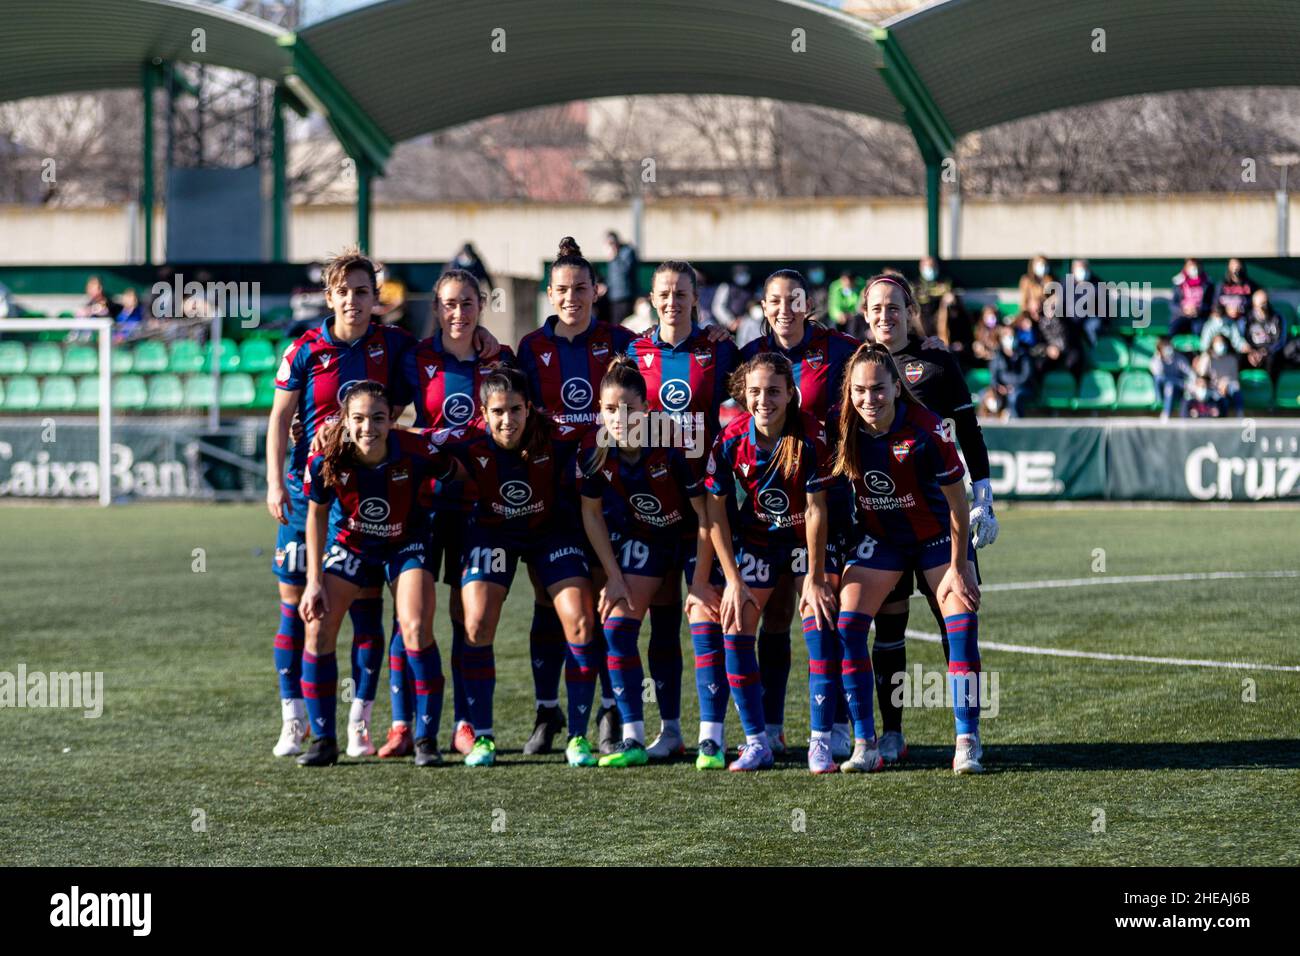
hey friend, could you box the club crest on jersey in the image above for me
[649,461,669,480]
[590,341,609,359]
[904,361,924,384]
[892,440,914,462]
[274,548,286,568]
[806,350,825,370]
[368,343,385,360]
[392,467,409,482]
[693,348,713,369]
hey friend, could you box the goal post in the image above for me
[0,317,113,506]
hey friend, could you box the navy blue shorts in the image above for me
[461,527,591,591]
[606,528,681,580]
[843,530,977,579]
[272,472,309,586]
[322,539,432,588]
[733,539,841,588]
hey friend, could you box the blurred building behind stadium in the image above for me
[1,0,1299,504]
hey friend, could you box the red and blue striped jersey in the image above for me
[846,400,965,545]
[304,430,452,557]
[577,434,702,541]
[440,418,587,539]
[628,322,738,438]
[739,322,859,424]
[516,316,636,426]
[704,410,835,549]
[402,334,516,429]
[275,320,415,478]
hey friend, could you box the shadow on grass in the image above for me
[892,740,1300,772]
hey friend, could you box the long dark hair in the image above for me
[729,352,805,481]
[761,268,814,338]
[832,342,923,481]
[318,380,391,488]
[479,365,553,460]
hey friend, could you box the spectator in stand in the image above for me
[915,256,972,363]
[113,288,144,342]
[1170,257,1214,336]
[1033,291,1082,380]
[1216,258,1257,317]
[76,276,113,319]
[971,305,1003,366]
[827,269,865,335]
[1185,372,1221,418]
[622,296,656,335]
[1149,336,1193,420]
[1194,334,1243,417]
[1018,254,1054,314]
[1199,305,1247,354]
[1067,258,1107,346]
[445,242,493,292]
[1243,289,1287,379]
[602,230,639,325]
[988,322,1036,419]
[710,263,755,334]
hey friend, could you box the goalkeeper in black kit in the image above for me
[856,274,998,765]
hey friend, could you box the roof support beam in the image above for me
[871,27,956,258]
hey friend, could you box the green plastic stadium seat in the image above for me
[239,338,276,374]
[184,375,216,409]
[111,348,134,374]
[145,374,185,411]
[220,373,256,408]
[1038,370,1077,410]
[996,300,1020,318]
[253,373,277,410]
[1089,336,1128,372]
[26,342,63,375]
[204,339,241,374]
[1274,370,1300,409]
[168,339,205,374]
[0,341,26,374]
[39,375,77,411]
[74,376,100,410]
[965,367,991,395]
[1127,335,1157,368]
[4,375,40,410]
[1114,370,1160,411]
[133,340,169,373]
[1072,370,1118,410]
[1239,369,1274,410]
[112,375,148,410]
[0,378,4,405]
[62,345,98,375]
[1272,300,1297,325]
[1171,334,1200,354]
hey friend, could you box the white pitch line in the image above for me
[963,570,1299,593]
[904,630,1300,673]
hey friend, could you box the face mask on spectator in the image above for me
[735,271,751,287]
[1001,333,1015,352]
[921,265,937,282]
[1187,266,1199,280]
[983,313,998,328]
[1213,342,1228,357]
[1160,346,1173,360]
[809,268,825,285]
[1033,262,1046,278]
[1194,385,1209,401]
[1073,267,1088,282]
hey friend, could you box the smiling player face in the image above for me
[548,265,595,329]
[600,384,646,447]
[864,281,910,352]
[326,268,377,335]
[762,277,806,345]
[744,365,791,435]
[849,360,899,433]
[437,278,481,344]
[651,270,696,328]
[485,388,529,450]
[344,392,391,463]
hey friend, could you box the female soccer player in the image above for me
[377,270,517,760]
[832,342,984,774]
[626,259,738,761]
[706,353,839,772]
[514,238,638,755]
[266,247,415,761]
[578,355,717,767]
[447,366,602,768]
[738,269,860,753]
[857,273,996,764]
[297,381,458,768]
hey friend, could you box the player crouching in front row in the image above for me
[832,343,985,774]
[298,381,460,767]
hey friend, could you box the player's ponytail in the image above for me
[730,352,804,482]
[319,380,391,488]
[552,236,597,286]
[479,366,554,460]
[832,343,920,482]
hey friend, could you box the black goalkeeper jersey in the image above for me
[891,337,991,483]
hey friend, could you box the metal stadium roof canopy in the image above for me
[6,0,1300,256]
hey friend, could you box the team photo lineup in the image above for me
[264,238,996,776]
